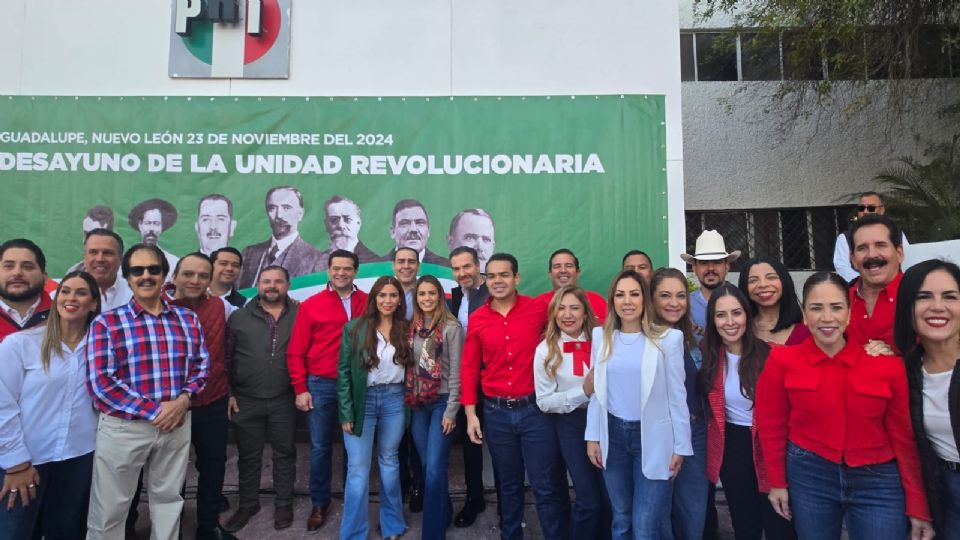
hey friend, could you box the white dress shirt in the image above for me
[367,332,405,386]
[0,326,97,468]
[0,297,41,327]
[533,332,591,414]
[100,274,134,312]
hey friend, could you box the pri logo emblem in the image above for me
[169,0,291,79]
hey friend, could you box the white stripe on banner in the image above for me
[210,0,246,78]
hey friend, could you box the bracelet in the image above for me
[5,463,30,474]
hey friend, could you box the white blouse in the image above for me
[724,352,754,426]
[367,331,405,387]
[0,326,97,468]
[534,332,591,414]
[923,366,959,462]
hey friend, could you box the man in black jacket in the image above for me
[447,246,491,526]
[223,266,299,532]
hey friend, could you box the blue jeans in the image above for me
[786,442,908,540]
[553,408,611,540]
[341,383,407,540]
[411,394,454,540]
[0,452,93,540]
[665,417,707,540]
[937,461,960,540]
[306,375,339,508]
[603,415,672,540]
[483,398,569,540]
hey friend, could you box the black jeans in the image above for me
[191,396,230,529]
[232,393,297,508]
[719,423,795,540]
[0,452,93,540]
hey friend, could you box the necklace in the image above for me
[617,330,643,346]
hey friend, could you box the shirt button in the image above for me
[505,336,510,340]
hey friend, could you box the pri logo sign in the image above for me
[169,0,291,79]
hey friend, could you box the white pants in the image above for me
[86,412,191,540]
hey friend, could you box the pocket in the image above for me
[786,443,810,458]
[97,415,126,434]
[784,377,820,411]
[850,380,892,418]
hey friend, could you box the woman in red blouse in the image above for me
[737,256,810,346]
[756,271,934,540]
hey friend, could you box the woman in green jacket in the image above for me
[337,276,412,540]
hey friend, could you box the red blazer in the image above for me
[755,337,930,520]
[705,345,770,493]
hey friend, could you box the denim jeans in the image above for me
[341,383,407,540]
[411,394,454,539]
[483,398,569,540]
[0,452,93,540]
[553,408,611,540]
[603,415,673,540]
[786,442,908,540]
[306,375,339,508]
[937,461,960,540]
[665,417,707,540]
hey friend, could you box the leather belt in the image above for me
[488,393,536,410]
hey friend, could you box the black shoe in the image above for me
[454,498,486,527]
[219,495,230,514]
[409,487,424,513]
[195,525,239,540]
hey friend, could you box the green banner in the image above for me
[0,95,666,296]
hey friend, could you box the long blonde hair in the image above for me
[40,271,101,372]
[599,270,666,361]
[543,286,597,378]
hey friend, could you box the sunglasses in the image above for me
[857,204,883,212]
[129,265,163,277]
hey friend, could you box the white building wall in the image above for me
[0,0,689,263]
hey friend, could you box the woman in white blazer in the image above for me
[585,270,692,540]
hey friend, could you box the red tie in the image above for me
[563,341,592,376]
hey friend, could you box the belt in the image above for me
[488,393,536,410]
[940,458,960,472]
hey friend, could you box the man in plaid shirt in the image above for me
[86,244,208,540]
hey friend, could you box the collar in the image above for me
[326,283,358,299]
[854,271,904,301]
[560,331,589,343]
[802,336,860,367]
[271,232,299,253]
[129,297,173,318]
[0,296,41,324]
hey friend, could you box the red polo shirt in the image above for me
[847,271,902,351]
[536,289,608,325]
[755,337,929,520]
[460,294,547,405]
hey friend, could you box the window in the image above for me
[680,33,696,81]
[696,32,739,81]
[741,32,781,81]
[912,27,951,78]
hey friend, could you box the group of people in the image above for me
[0,189,956,540]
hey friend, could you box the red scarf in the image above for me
[404,317,444,406]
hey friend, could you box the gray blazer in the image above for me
[238,236,326,289]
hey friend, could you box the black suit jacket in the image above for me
[238,236,326,289]
[320,240,380,266]
[380,247,450,267]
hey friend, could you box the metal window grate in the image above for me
[685,206,856,271]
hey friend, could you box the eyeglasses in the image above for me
[857,204,884,212]
[129,265,163,277]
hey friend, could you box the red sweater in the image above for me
[536,289,608,325]
[705,345,769,492]
[171,294,228,407]
[755,337,930,520]
[287,286,367,394]
[0,294,52,342]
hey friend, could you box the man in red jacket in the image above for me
[0,239,51,342]
[287,249,368,532]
